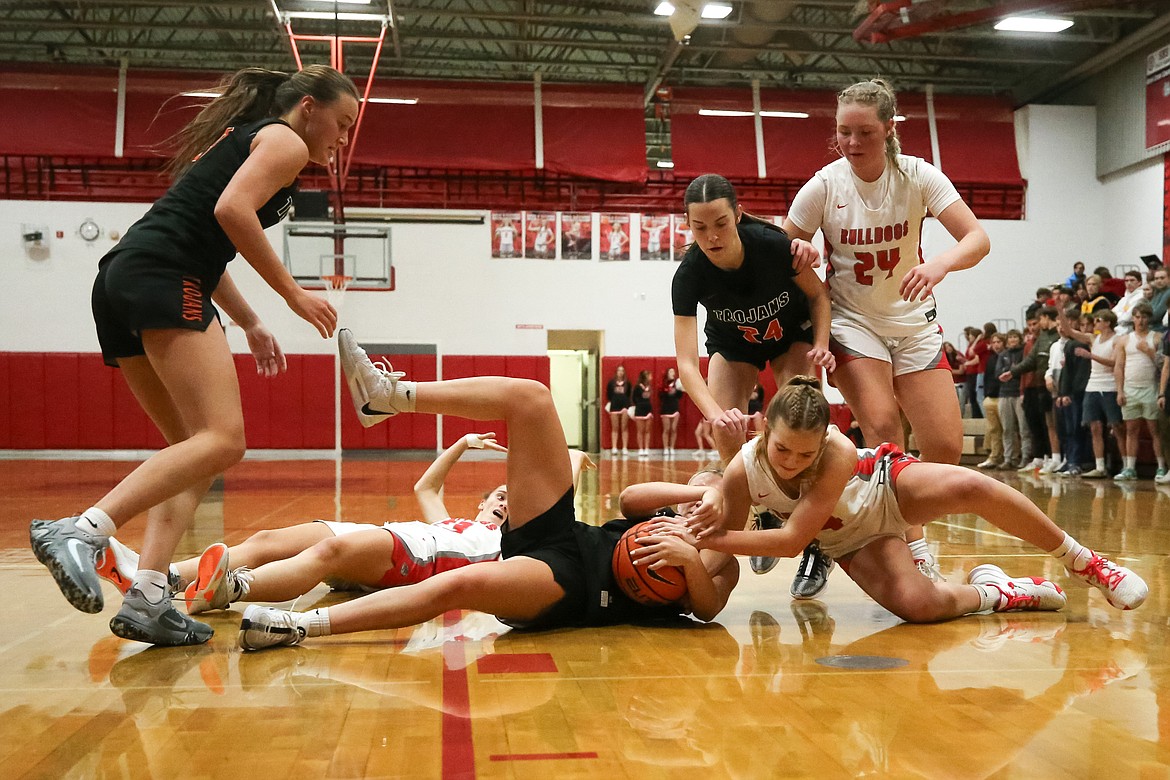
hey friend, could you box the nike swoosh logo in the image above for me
[67,538,92,574]
[361,403,392,416]
[757,492,769,499]
[836,204,847,209]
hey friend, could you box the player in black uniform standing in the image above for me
[671,174,835,595]
[29,65,358,646]
[234,331,739,650]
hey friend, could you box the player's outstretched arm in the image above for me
[415,433,505,524]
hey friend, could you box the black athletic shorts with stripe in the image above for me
[91,250,220,367]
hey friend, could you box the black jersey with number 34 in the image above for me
[671,221,810,348]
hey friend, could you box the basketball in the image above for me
[611,521,687,606]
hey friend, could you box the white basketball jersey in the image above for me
[385,518,501,565]
[739,435,907,560]
[788,155,961,334]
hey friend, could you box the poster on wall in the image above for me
[560,212,592,260]
[524,211,557,259]
[640,214,671,261]
[599,214,631,262]
[671,213,692,261]
[490,212,521,258]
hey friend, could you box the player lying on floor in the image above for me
[235,330,739,650]
[95,433,585,612]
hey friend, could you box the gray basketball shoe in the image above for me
[109,587,214,646]
[30,517,106,613]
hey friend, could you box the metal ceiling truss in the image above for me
[0,1,1165,169]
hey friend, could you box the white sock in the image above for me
[395,380,417,412]
[75,507,116,538]
[133,569,169,604]
[1096,457,1106,471]
[1124,456,1136,469]
[1052,452,1062,463]
[297,608,332,638]
[972,583,1001,612]
[907,537,931,562]
[1048,532,1092,572]
[1158,457,1166,469]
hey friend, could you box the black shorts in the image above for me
[500,490,673,629]
[706,318,815,371]
[500,489,589,629]
[92,250,221,367]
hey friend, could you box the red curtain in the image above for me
[349,80,535,171]
[670,87,759,178]
[542,84,646,182]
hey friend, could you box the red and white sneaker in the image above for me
[968,564,1067,612]
[95,537,139,595]
[1067,552,1148,610]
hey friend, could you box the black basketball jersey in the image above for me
[573,507,683,625]
[109,117,297,279]
[672,221,810,350]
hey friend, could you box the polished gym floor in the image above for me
[2,455,1167,779]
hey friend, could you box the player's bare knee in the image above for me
[208,426,247,469]
[305,535,350,568]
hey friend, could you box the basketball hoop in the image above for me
[322,273,352,313]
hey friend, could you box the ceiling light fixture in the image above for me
[181,91,222,98]
[994,16,1073,33]
[759,110,809,118]
[364,97,418,104]
[701,3,733,20]
[657,160,676,168]
[654,2,675,15]
[700,109,809,119]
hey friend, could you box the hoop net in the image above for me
[322,273,353,313]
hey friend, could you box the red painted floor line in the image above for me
[441,611,476,780]
[476,652,557,674]
[489,752,599,762]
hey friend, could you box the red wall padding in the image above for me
[599,355,715,451]
[341,352,439,450]
[542,84,647,183]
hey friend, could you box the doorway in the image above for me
[548,330,602,452]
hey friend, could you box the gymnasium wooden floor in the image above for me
[2,455,1167,779]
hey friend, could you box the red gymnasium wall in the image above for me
[1,351,860,452]
[0,352,545,451]
[598,355,853,452]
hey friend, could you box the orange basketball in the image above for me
[611,521,687,606]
